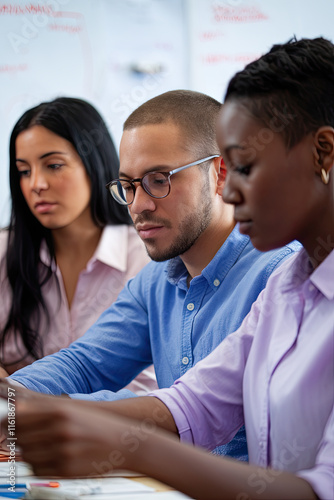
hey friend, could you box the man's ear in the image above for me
[312,126,334,179]
[217,158,227,196]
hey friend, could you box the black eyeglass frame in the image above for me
[106,154,220,206]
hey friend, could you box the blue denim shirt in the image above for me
[11,226,301,460]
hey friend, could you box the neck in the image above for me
[52,221,102,259]
[182,215,236,282]
[302,193,334,268]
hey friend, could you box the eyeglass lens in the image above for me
[110,172,170,205]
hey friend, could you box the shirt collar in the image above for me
[87,225,130,272]
[166,256,188,286]
[283,248,334,300]
[202,225,249,289]
[310,249,334,300]
[166,225,249,289]
[39,225,131,273]
[40,240,53,269]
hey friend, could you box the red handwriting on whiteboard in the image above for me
[48,23,82,34]
[0,63,28,73]
[199,31,225,41]
[212,5,268,23]
[202,53,260,64]
[0,4,53,15]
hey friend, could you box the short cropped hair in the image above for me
[224,37,334,149]
[124,90,221,157]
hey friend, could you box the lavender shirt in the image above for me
[154,249,334,500]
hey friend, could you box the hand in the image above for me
[0,384,70,454]
[13,397,139,478]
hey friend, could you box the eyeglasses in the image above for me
[106,155,219,206]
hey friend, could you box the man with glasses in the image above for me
[7,90,300,461]
[107,155,219,206]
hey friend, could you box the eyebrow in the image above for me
[16,151,68,162]
[225,145,245,154]
[118,165,172,178]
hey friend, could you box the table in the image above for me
[0,457,192,499]
[131,475,174,492]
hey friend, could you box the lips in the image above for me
[135,223,164,239]
[34,201,57,214]
[237,220,253,235]
[136,223,162,232]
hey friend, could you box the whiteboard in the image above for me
[1,0,333,227]
[0,0,188,226]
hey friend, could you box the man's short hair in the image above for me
[124,90,222,158]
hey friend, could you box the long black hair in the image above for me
[1,97,131,366]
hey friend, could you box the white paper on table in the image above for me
[0,461,34,477]
[0,460,193,499]
[25,477,155,499]
[80,491,193,500]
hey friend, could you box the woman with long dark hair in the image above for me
[0,97,154,392]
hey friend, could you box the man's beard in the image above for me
[139,194,212,262]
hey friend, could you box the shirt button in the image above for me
[213,279,220,287]
[187,303,195,311]
[308,284,315,292]
[182,357,189,365]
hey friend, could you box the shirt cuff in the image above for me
[148,388,194,444]
[6,378,26,389]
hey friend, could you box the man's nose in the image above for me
[130,185,157,215]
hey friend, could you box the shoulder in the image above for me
[220,227,300,269]
[244,238,301,269]
[234,238,302,289]
[257,240,302,273]
[268,241,302,273]
[256,249,303,296]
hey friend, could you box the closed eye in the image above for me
[151,176,168,186]
[235,164,252,176]
[48,163,64,170]
[17,169,30,177]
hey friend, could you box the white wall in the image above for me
[0,0,333,227]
